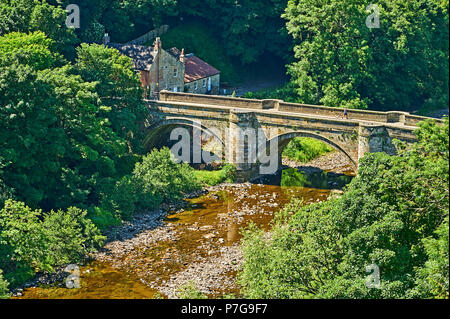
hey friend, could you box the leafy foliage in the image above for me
[194,164,236,186]
[240,118,449,298]
[86,206,122,231]
[412,217,449,298]
[159,22,239,83]
[98,148,200,222]
[74,43,147,152]
[0,200,104,287]
[283,137,334,163]
[0,0,79,57]
[133,147,200,203]
[0,33,143,211]
[176,281,208,299]
[177,0,290,64]
[0,270,9,299]
[283,0,449,110]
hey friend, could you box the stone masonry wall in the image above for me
[184,74,221,95]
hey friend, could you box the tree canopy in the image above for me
[283,0,449,111]
[0,32,143,210]
[240,118,449,299]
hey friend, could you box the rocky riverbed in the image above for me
[15,154,351,299]
[283,151,356,175]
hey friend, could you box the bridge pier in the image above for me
[228,110,262,182]
[358,124,397,163]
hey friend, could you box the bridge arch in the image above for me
[143,118,226,160]
[263,131,358,172]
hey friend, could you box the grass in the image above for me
[283,137,334,163]
[194,164,236,186]
[87,206,122,231]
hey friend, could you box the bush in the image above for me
[176,281,208,299]
[239,119,449,299]
[412,217,449,299]
[283,137,334,163]
[96,148,201,223]
[0,200,105,287]
[87,207,122,231]
[99,176,140,221]
[0,270,9,299]
[194,164,236,186]
[133,148,200,203]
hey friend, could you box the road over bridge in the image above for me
[144,91,437,181]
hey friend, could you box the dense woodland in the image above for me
[240,119,449,299]
[0,0,449,298]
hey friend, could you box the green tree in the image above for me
[133,147,199,203]
[0,0,78,57]
[240,118,449,299]
[74,43,147,153]
[177,0,290,64]
[64,0,178,43]
[0,200,104,286]
[412,217,449,298]
[0,270,9,299]
[283,0,449,111]
[0,32,141,210]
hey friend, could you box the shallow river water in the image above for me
[16,168,353,299]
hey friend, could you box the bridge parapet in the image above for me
[157,91,435,125]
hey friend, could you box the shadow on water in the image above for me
[253,166,354,190]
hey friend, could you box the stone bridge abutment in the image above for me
[143,91,435,181]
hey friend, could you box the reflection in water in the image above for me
[281,168,353,189]
[253,167,354,190]
[16,168,353,299]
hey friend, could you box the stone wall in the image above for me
[145,94,437,180]
[184,74,220,95]
[159,91,280,109]
[157,91,437,127]
[149,49,185,97]
[126,25,169,45]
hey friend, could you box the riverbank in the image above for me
[14,181,334,299]
[283,151,356,175]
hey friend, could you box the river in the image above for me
[15,167,353,299]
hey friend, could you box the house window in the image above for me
[203,79,206,87]
[194,82,198,90]
[173,69,178,77]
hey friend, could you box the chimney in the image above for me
[180,48,185,63]
[154,37,162,52]
[102,33,110,46]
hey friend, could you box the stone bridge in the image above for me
[144,91,436,181]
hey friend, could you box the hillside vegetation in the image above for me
[240,118,449,299]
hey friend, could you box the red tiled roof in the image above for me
[184,55,220,83]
